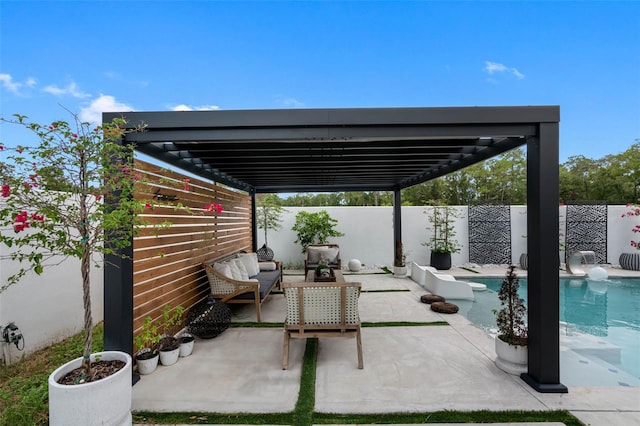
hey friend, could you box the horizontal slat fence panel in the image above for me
[132,160,252,346]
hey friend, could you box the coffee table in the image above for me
[305,269,345,283]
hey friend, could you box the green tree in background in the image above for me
[292,210,344,253]
[256,194,285,248]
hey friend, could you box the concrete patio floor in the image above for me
[132,269,640,426]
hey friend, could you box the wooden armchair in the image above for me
[304,243,341,274]
[282,281,363,369]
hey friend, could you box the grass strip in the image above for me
[293,338,318,426]
[0,324,105,426]
[132,411,292,424]
[362,321,448,327]
[313,409,585,425]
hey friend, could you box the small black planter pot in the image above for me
[430,251,452,270]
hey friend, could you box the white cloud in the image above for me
[276,96,305,108]
[0,73,35,94]
[80,94,134,124]
[483,61,525,79]
[171,104,220,111]
[43,81,90,98]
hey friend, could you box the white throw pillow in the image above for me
[227,260,243,280]
[234,258,250,280]
[238,252,260,277]
[213,262,232,279]
[323,247,339,263]
[307,247,327,264]
[259,261,277,271]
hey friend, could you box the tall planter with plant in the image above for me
[0,113,148,425]
[493,265,528,375]
[256,194,285,261]
[292,210,344,253]
[422,204,462,270]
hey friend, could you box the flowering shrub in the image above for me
[622,203,640,250]
[0,113,147,376]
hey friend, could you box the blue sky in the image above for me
[1,1,638,162]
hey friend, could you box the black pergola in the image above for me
[104,106,567,393]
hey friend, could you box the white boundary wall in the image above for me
[0,239,103,365]
[258,205,639,270]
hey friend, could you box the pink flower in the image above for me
[144,203,152,209]
[182,179,190,191]
[95,195,102,202]
[13,222,28,232]
[205,202,224,213]
[1,184,10,198]
[0,144,4,150]
[30,213,44,221]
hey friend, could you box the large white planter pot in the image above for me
[159,347,180,366]
[494,336,527,375]
[48,350,132,426]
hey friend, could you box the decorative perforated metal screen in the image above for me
[565,203,608,264]
[468,205,512,265]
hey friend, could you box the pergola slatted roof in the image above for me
[108,106,554,194]
[105,105,567,393]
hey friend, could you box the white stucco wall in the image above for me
[258,205,639,269]
[0,240,103,365]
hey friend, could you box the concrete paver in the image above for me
[133,270,640,425]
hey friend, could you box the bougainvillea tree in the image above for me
[622,203,640,250]
[0,113,146,377]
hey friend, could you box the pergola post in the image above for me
[251,192,258,252]
[521,123,568,393]
[393,189,402,265]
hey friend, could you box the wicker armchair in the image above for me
[282,281,363,369]
[304,243,341,274]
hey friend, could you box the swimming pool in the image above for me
[456,276,640,387]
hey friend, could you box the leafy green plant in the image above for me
[494,265,527,346]
[158,304,184,351]
[134,316,160,356]
[256,194,286,247]
[423,203,462,254]
[0,113,146,376]
[291,210,344,253]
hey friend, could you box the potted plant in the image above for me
[393,239,407,277]
[0,114,147,425]
[292,210,344,253]
[157,304,184,366]
[134,316,160,375]
[423,203,461,270]
[178,332,195,357]
[256,194,286,261]
[493,265,528,375]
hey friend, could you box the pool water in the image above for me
[457,277,640,387]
